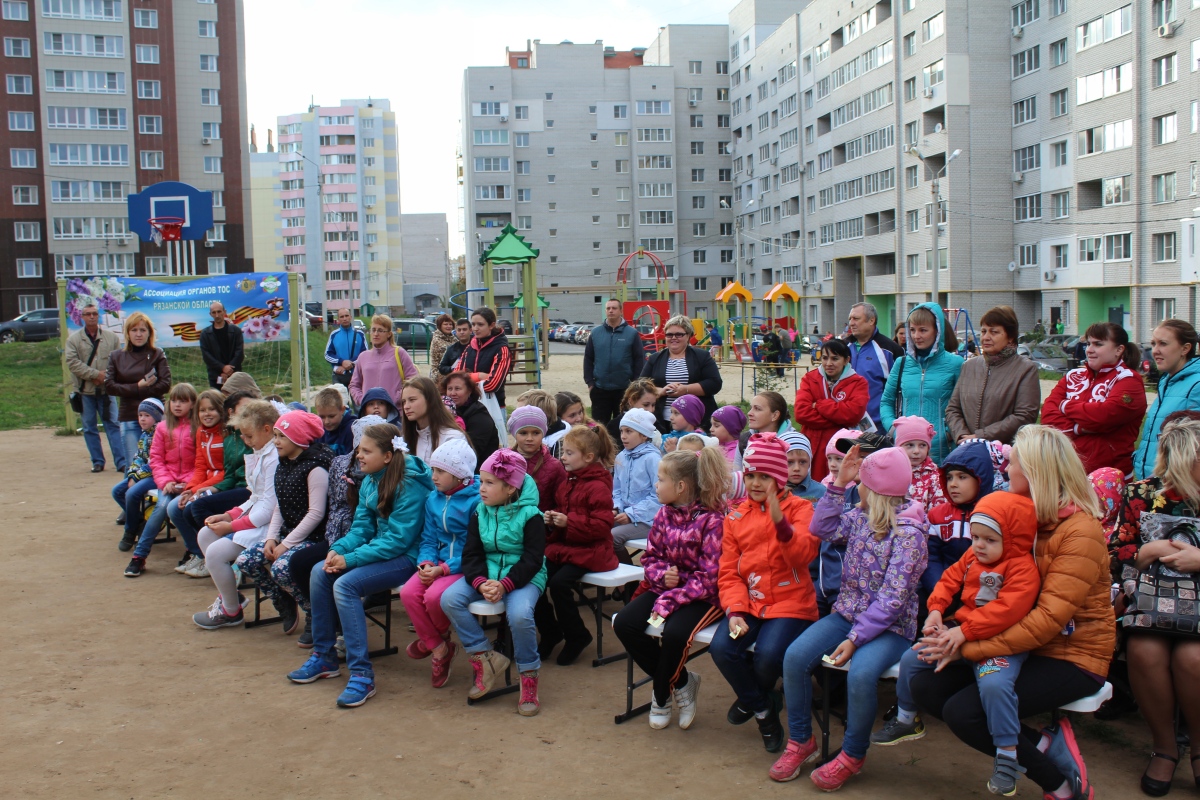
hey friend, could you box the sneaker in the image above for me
[769,738,819,783]
[1042,774,1094,800]
[287,653,341,684]
[406,638,434,660]
[431,642,457,689]
[988,754,1026,796]
[649,695,673,730]
[727,699,755,726]
[468,649,511,700]
[116,511,126,525]
[336,675,377,708]
[174,553,196,574]
[555,630,593,666]
[674,670,701,730]
[810,751,865,792]
[184,557,209,579]
[870,715,926,746]
[757,707,785,753]
[297,617,313,648]
[124,557,145,577]
[1043,719,1089,790]
[275,594,300,635]
[192,597,245,630]
[118,532,135,552]
[517,670,540,716]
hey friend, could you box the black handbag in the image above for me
[1123,513,1200,639]
[68,335,102,414]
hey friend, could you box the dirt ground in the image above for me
[3,428,1152,799]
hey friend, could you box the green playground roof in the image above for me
[479,224,539,265]
[513,293,549,309]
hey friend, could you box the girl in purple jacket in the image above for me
[612,447,730,731]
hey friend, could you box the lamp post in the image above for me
[909,147,961,308]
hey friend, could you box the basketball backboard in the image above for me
[127,182,214,242]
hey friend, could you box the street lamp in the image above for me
[908,147,962,308]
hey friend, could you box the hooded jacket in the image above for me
[881,302,964,464]
[462,474,548,592]
[418,479,481,575]
[642,502,725,618]
[613,440,663,525]
[319,409,357,456]
[331,454,434,570]
[526,445,567,513]
[843,327,904,430]
[125,427,154,482]
[546,461,618,571]
[455,330,513,404]
[927,493,1041,641]
[1132,357,1200,479]
[357,386,400,425]
[149,420,196,489]
[719,490,820,621]
[1041,360,1148,475]
[927,441,996,541]
[794,364,870,482]
[184,424,225,493]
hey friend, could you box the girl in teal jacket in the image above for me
[880,302,963,464]
[286,423,434,709]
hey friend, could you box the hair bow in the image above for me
[391,435,408,453]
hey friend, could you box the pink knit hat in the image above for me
[858,448,913,497]
[274,410,326,448]
[743,432,789,488]
[480,448,528,488]
[827,428,860,458]
[892,415,934,447]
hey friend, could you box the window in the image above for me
[516,188,530,202]
[1052,191,1070,218]
[144,256,168,276]
[1104,233,1132,261]
[616,187,631,201]
[12,185,36,204]
[138,115,161,134]
[16,258,41,278]
[923,60,945,87]
[514,133,528,147]
[1079,119,1133,155]
[1012,0,1040,26]
[134,8,156,28]
[3,1,29,20]
[1014,193,1042,221]
[923,12,945,40]
[546,147,554,156]
[1103,175,1131,205]
[1153,232,1178,263]
[14,221,40,241]
[545,119,554,128]
[1053,244,1069,269]
[1052,0,1066,15]
[904,33,916,57]
[614,132,629,147]
[907,254,920,277]
[1152,0,1177,26]
[201,121,220,140]
[207,258,226,275]
[137,80,160,99]
[907,210,920,232]
[636,100,671,115]
[203,156,221,173]
[135,44,158,64]
[207,224,226,243]
[1013,47,1040,78]
[545,92,553,101]
[18,295,44,314]
[1013,96,1036,125]
[716,61,729,75]
[8,111,33,131]
[10,148,35,168]
[1153,173,1177,203]
[477,102,501,116]
[5,37,29,57]
[139,150,162,170]
[1014,144,1041,172]
[692,196,706,209]
[1052,140,1067,166]
[1153,54,1176,87]
[1050,39,1067,66]
[1019,244,1039,268]
[906,165,919,188]
[198,20,216,37]
[1076,62,1132,104]
[1051,89,1068,116]
[717,114,730,128]
[691,169,705,182]
[1154,113,1178,145]
[1078,237,1101,262]
[6,74,31,94]
[474,156,510,172]
[472,130,509,145]
[690,115,703,128]
[1077,5,1131,51]
[474,186,509,200]
[200,88,219,106]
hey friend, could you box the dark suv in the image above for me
[0,308,60,342]
[392,318,436,354]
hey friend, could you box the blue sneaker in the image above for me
[287,653,341,684]
[336,675,376,708]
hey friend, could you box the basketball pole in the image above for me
[189,240,196,276]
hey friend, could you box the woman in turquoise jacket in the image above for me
[287,423,434,708]
[880,302,963,464]
[1132,320,1200,479]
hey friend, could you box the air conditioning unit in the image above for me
[117,237,129,247]
[499,115,508,122]
[1157,23,1176,38]
[1012,25,1024,38]
[1043,270,1056,282]
[922,87,934,99]
[201,137,211,145]
[770,157,778,165]
[746,257,754,265]
[688,99,698,107]
[902,144,911,153]
[204,241,214,248]
[1012,172,1024,183]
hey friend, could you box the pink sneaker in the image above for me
[406,639,433,659]
[430,642,457,688]
[810,751,864,792]
[769,738,819,782]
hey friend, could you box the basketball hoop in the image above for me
[148,216,185,246]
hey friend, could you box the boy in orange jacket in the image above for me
[874,491,1041,797]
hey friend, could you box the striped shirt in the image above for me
[664,357,688,411]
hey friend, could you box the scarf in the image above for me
[985,344,1018,368]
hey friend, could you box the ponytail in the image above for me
[563,423,617,469]
[361,423,407,518]
[660,447,731,512]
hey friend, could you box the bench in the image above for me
[142,489,177,544]
[626,538,648,554]
[466,599,520,704]
[611,614,723,724]
[576,563,645,667]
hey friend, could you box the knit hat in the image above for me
[138,397,164,423]
[679,433,720,449]
[429,438,477,481]
[858,447,913,497]
[220,371,260,398]
[827,428,860,457]
[351,414,386,449]
[892,415,935,447]
[777,429,812,457]
[711,405,747,438]
[507,405,548,437]
[742,432,789,488]
[619,408,658,440]
[274,410,325,448]
[670,395,704,429]
[481,448,528,488]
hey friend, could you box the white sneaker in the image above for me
[649,695,673,729]
[674,670,701,730]
[185,557,209,579]
[173,554,194,574]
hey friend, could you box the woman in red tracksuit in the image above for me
[455,307,513,406]
[794,338,869,482]
[535,425,617,666]
[1041,322,1147,475]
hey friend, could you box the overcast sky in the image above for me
[243,0,733,258]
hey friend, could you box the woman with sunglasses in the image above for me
[641,315,723,434]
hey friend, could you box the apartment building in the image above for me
[459,28,735,324]
[274,99,402,314]
[0,0,252,320]
[399,212,449,306]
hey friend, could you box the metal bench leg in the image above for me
[365,594,399,659]
[614,650,654,724]
[819,667,832,763]
[244,582,281,629]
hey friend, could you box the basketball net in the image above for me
[149,217,184,246]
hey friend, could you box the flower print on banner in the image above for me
[241,315,285,342]
[64,276,139,326]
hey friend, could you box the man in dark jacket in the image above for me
[842,302,903,430]
[198,302,244,389]
[583,299,645,425]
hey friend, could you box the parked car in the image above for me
[549,318,569,330]
[1139,344,1162,385]
[392,318,436,353]
[560,324,580,342]
[352,319,366,333]
[1017,343,1070,372]
[0,308,59,342]
[574,324,593,344]
[497,319,514,335]
[303,310,324,330]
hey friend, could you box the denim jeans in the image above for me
[82,394,125,470]
[120,421,142,471]
[113,476,156,538]
[441,578,543,673]
[922,537,971,593]
[175,489,251,557]
[309,555,416,680]
[708,615,812,713]
[781,611,911,759]
[133,489,179,559]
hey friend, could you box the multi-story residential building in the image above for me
[248,147,278,274]
[0,0,252,319]
[275,99,402,314]
[399,212,449,309]
[460,28,735,323]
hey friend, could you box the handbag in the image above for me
[1122,513,1200,639]
[69,334,102,414]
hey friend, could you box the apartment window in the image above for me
[907,254,920,277]
[8,111,33,131]
[904,33,916,57]
[1051,89,1068,116]
[138,115,161,134]
[3,1,28,20]
[906,165,919,188]
[923,12,945,41]
[1013,46,1040,78]
[198,20,216,38]
[1153,54,1177,87]
[516,216,531,230]
[10,148,35,168]
[546,147,554,156]
[1052,191,1070,218]
[907,210,920,232]
[14,221,39,241]
[691,169,705,182]
[1077,62,1132,104]
[134,8,157,28]
[1051,0,1066,15]
[692,196,706,209]
[207,224,226,243]
[904,78,917,101]
[144,256,168,276]
[16,258,41,278]
[1154,114,1178,145]
[616,187,631,201]
[1014,144,1041,172]
[137,80,161,99]
[514,133,528,147]
[12,185,36,204]
[201,88,219,106]
[1051,140,1067,166]
[545,119,554,128]
[690,115,703,128]
[924,60,945,87]
[202,122,220,140]
[591,188,600,197]
[4,37,29,57]
[1014,193,1042,221]
[1103,175,1131,205]
[1050,39,1067,66]
[546,174,556,184]
[716,61,729,75]
[515,160,529,175]
[135,44,158,64]
[720,249,734,263]
[690,141,704,155]
[6,74,31,94]
[1078,237,1101,262]
[199,55,217,72]
[717,115,730,128]
[1012,0,1040,26]
[203,156,222,174]
[18,295,44,313]
[1077,5,1131,51]
[516,188,530,202]
[692,223,706,237]
[1052,244,1068,269]
[545,92,553,101]
[719,168,732,182]
[1104,233,1132,261]
[1018,244,1038,268]
[1153,173,1177,203]
[140,150,163,170]
[1154,233,1178,263]
[692,250,707,264]
[1152,0,1177,26]
[1013,96,1036,125]
[905,121,919,146]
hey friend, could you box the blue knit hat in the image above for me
[138,397,164,423]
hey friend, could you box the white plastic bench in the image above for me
[625,538,648,553]
[577,564,645,667]
[465,599,518,703]
[611,613,724,724]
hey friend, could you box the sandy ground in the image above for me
[3,428,1152,799]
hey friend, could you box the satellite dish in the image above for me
[1007,261,1017,272]
[934,123,943,133]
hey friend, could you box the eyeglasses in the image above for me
[664,332,687,338]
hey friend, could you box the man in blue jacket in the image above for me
[843,302,903,431]
[325,308,367,387]
[583,299,645,425]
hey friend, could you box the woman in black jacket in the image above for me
[640,315,723,433]
[454,307,513,406]
[441,371,500,466]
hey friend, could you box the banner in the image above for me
[63,273,291,347]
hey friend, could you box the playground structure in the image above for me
[712,279,811,397]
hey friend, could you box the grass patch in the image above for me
[0,340,70,431]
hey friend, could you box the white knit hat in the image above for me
[428,438,477,481]
[619,408,658,440]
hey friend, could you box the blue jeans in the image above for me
[120,421,142,471]
[309,556,416,680]
[709,615,812,713]
[175,489,251,556]
[440,578,543,673]
[82,394,125,470]
[113,476,155,537]
[896,647,1028,748]
[133,489,179,559]
[782,612,911,759]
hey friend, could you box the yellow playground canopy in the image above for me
[715,280,753,304]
